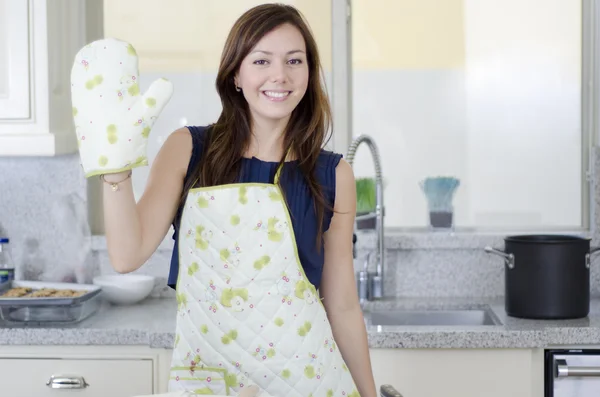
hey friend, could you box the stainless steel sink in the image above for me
[366,308,501,326]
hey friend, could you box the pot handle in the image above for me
[484,246,515,269]
[585,247,600,269]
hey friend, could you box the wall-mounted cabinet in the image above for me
[0,0,93,156]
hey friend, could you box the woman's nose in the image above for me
[269,62,288,83]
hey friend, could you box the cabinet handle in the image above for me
[556,359,600,377]
[46,375,90,389]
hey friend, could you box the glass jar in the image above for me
[0,238,15,283]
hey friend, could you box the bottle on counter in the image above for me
[0,238,15,283]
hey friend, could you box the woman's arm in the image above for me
[103,127,192,273]
[320,159,378,397]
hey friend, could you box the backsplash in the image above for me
[0,154,95,284]
[0,149,598,298]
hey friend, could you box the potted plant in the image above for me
[355,177,377,229]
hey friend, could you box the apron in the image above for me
[168,158,360,397]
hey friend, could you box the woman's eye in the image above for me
[288,59,303,65]
[253,59,268,65]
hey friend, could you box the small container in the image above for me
[0,238,15,283]
[429,210,454,229]
[419,177,460,230]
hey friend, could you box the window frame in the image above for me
[330,0,353,154]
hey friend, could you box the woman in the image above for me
[88,4,376,397]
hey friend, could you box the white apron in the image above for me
[168,161,359,396]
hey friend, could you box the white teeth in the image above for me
[264,91,289,98]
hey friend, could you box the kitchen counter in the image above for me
[1,297,600,349]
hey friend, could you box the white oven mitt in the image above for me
[70,38,173,178]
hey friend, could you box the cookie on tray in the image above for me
[29,288,58,297]
[53,289,85,297]
[0,287,33,298]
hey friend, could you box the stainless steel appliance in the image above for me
[546,349,600,396]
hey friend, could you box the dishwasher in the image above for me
[545,349,600,396]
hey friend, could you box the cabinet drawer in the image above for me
[0,358,153,397]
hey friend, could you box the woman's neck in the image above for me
[245,116,293,161]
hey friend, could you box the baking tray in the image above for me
[0,280,101,305]
[0,280,102,324]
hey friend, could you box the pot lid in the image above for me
[505,234,590,244]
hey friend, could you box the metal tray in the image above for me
[0,280,101,306]
[0,280,102,324]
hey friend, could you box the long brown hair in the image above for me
[179,4,333,249]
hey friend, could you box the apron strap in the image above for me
[274,145,293,185]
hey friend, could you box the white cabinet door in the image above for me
[157,348,535,397]
[0,358,153,397]
[0,0,103,156]
[0,0,30,119]
[370,348,536,397]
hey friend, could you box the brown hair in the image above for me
[179,4,333,249]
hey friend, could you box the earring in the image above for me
[235,85,241,92]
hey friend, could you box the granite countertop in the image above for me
[1,297,600,349]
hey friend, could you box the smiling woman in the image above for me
[94,2,377,396]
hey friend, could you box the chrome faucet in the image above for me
[346,134,385,300]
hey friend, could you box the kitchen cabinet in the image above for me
[154,347,544,396]
[370,348,544,397]
[0,345,172,397]
[0,358,152,397]
[0,345,545,396]
[0,0,101,156]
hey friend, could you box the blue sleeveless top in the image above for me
[168,125,343,291]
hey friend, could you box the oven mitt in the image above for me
[70,38,174,178]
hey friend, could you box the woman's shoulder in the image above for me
[164,125,209,149]
[186,125,211,145]
[315,148,348,183]
[316,148,344,170]
[178,125,211,176]
[313,148,348,203]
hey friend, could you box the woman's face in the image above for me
[235,23,309,126]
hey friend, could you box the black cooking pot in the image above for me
[484,235,600,320]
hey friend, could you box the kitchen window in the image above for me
[92,0,596,237]
[347,0,595,232]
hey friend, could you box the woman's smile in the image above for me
[262,90,292,101]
